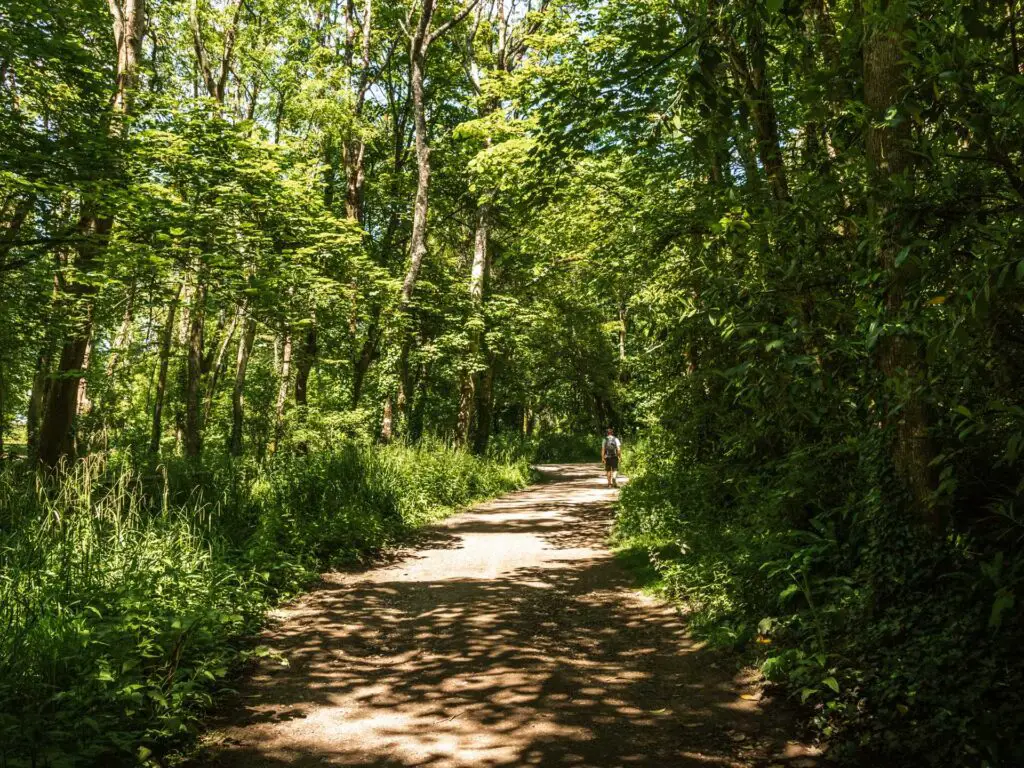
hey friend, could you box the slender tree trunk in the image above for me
[104,282,136,377]
[27,351,50,455]
[742,4,789,202]
[150,283,182,455]
[456,204,490,445]
[380,395,394,443]
[399,47,431,305]
[273,329,292,445]
[0,193,34,265]
[863,2,942,532]
[229,314,256,456]
[381,30,431,439]
[184,283,206,459]
[352,326,378,408]
[294,324,317,408]
[472,353,496,455]
[343,0,372,222]
[383,0,474,441]
[38,0,145,467]
[202,304,241,424]
[1009,0,1021,75]
[410,361,430,443]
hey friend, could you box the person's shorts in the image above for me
[605,455,619,471]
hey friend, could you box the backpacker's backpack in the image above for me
[604,436,619,458]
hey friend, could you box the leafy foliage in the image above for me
[0,444,529,765]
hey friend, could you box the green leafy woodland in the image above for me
[1,0,1023,765]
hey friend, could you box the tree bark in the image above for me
[189,0,243,103]
[294,323,317,408]
[109,0,146,113]
[183,283,206,458]
[348,0,374,222]
[273,329,293,445]
[38,0,145,467]
[863,2,942,532]
[202,303,242,425]
[399,30,432,305]
[456,204,490,445]
[27,350,50,456]
[383,0,477,441]
[472,354,496,455]
[229,313,257,456]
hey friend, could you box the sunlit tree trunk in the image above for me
[384,0,476,441]
[273,329,293,446]
[456,204,489,445]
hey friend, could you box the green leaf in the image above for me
[822,676,840,694]
[989,590,1014,630]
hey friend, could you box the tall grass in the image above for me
[0,441,530,766]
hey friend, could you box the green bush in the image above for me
[0,443,529,766]
[487,431,602,464]
[615,431,1024,766]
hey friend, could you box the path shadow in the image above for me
[195,464,821,768]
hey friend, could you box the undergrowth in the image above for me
[614,432,1024,767]
[0,440,530,767]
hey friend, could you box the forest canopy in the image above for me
[2,0,1023,765]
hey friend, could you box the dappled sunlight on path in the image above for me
[196,464,821,768]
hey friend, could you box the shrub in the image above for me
[615,431,1024,766]
[0,442,529,766]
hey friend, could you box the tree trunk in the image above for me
[229,313,256,456]
[399,43,431,305]
[409,361,430,443]
[38,0,145,467]
[863,2,942,532]
[380,395,394,443]
[456,204,490,444]
[273,329,292,445]
[472,353,496,455]
[149,283,182,455]
[1008,0,1021,75]
[742,4,789,202]
[110,0,147,114]
[104,282,136,377]
[294,323,317,408]
[352,325,378,407]
[343,0,372,222]
[202,304,242,425]
[183,283,206,459]
[27,350,50,456]
[384,0,474,440]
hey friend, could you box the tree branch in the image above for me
[428,0,482,48]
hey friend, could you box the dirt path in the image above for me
[197,464,822,768]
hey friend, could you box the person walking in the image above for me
[601,428,622,487]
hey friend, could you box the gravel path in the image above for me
[196,464,822,768]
